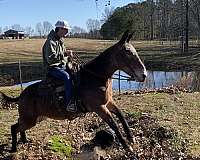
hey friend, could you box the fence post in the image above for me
[118,70,121,95]
[18,60,23,91]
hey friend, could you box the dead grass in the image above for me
[0,39,43,63]
[0,87,199,158]
[114,92,200,156]
[1,38,200,71]
[0,38,115,64]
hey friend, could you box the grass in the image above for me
[0,39,44,63]
[0,87,199,157]
[0,38,114,64]
[126,111,142,118]
[0,38,200,157]
[0,86,22,97]
[0,38,200,71]
[114,92,200,156]
[48,135,73,158]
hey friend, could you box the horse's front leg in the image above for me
[94,105,130,150]
[107,102,133,142]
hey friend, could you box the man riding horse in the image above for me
[42,20,76,111]
[1,30,147,153]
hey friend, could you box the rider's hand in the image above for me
[64,50,73,58]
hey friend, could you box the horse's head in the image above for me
[113,30,147,82]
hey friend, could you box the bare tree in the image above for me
[101,6,115,23]
[185,0,189,52]
[86,19,101,38]
[35,22,43,37]
[190,0,200,38]
[3,26,8,32]
[71,26,86,34]
[86,19,101,32]
[25,26,34,37]
[43,21,53,36]
[71,26,87,38]
[150,0,155,40]
[11,24,24,31]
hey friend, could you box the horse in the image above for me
[1,30,147,152]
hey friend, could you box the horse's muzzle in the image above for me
[136,73,146,82]
[141,74,146,82]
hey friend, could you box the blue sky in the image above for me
[0,0,141,31]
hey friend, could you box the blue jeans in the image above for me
[48,67,72,104]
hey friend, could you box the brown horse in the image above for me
[1,30,147,152]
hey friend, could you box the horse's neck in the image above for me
[84,49,117,79]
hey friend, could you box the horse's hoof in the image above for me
[10,147,17,153]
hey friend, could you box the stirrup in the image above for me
[66,100,77,112]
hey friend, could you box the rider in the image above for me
[42,20,74,108]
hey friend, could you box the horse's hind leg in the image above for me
[95,105,129,149]
[11,117,37,152]
[20,131,27,143]
[107,102,133,142]
[11,122,19,152]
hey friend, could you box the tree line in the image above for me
[100,0,200,41]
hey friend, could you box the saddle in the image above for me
[38,64,86,113]
[38,75,65,96]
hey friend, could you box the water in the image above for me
[15,80,41,88]
[14,70,196,91]
[112,70,194,91]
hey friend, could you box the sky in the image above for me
[0,0,141,31]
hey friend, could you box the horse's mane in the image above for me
[83,45,115,76]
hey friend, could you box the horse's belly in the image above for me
[43,110,82,121]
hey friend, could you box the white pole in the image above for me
[118,70,121,95]
[18,60,23,91]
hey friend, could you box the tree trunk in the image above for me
[185,0,189,53]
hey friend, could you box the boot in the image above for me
[66,97,77,112]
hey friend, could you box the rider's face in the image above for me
[57,28,68,38]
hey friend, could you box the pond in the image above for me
[112,70,197,91]
[15,70,200,91]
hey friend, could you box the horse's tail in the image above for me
[0,91,20,103]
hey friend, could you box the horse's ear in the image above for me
[126,33,133,43]
[119,30,129,44]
